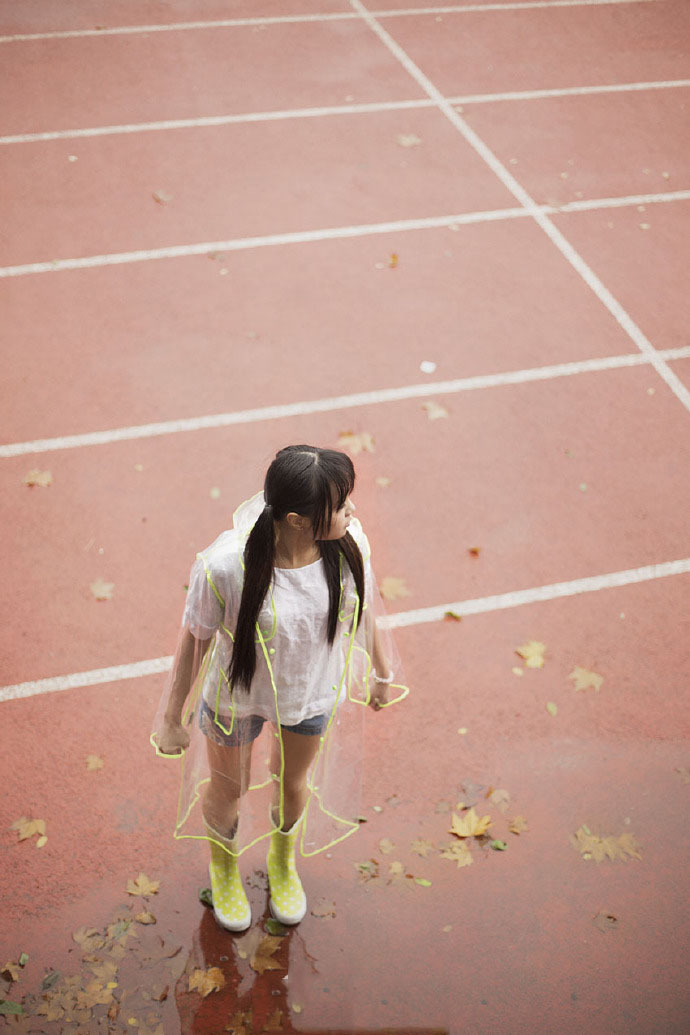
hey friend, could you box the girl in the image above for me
[152,444,407,932]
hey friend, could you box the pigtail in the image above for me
[228,507,275,693]
[321,532,364,643]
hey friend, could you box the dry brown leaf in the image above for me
[515,640,546,668]
[250,935,283,975]
[397,134,421,147]
[410,838,434,857]
[126,873,160,897]
[509,815,529,835]
[354,860,379,882]
[337,430,375,455]
[440,841,473,868]
[85,755,104,771]
[568,666,604,692]
[310,898,337,918]
[90,578,114,601]
[422,401,448,420]
[570,825,642,863]
[380,576,411,601]
[488,788,511,813]
[24,469,53,487]
[188,966,225,997]
[72,927,105,951]
[449,807,492,838]
[378,837,395,855]
[263,1008,283,1031]
[11,816,46,841]
[1,961,20,982]
[467,546,481,557]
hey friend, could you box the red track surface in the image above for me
[2,2,689,1033]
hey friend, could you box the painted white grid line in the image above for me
[0,0,661,44]
[3,80,689,147]
[2,190,689,281]
[3,346,690,459]
[349,0,690,415]
[2,555,687,703]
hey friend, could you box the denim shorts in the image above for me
[198,699,327,747]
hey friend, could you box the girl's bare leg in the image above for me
[270,728,321,831]
[203,738,253,837]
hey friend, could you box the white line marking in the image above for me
[2,189,690,281]
[350,0,690,415]
[0,1,660,44]
[3,346,689,459]
[3,80,688,147]
[0,207,530,279]
[2,554,687,702]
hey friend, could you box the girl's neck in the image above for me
[273,523,321,569]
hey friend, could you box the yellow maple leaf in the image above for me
[337,430,375,455]
[449,807,492,838]
[568,666,604,692]
[11,816,46,841]
[515,640,546,668]
[24,468,53,487]
[380,576,411,601]
[188,966,225,997]
[250,935,283,975]
[422,401,448,420]
[126,872,160,897]
[90,577,114,601]
[86,754,104,770]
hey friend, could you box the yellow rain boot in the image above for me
[267,807,307,925]
[205,821,251,932]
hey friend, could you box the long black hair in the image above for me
[228,445,365,693]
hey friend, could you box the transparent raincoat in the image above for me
[151,491,408,858]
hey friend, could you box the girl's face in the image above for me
[319,495,355,541]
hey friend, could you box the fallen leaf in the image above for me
[509,815,529,835]
[372,805,384,813]
[36,835,48,848]
[126,873,160,897]
[1,962,20,982]
[422,401,448,420]
[24,469,53,487]
[263,1008,283,1031]
[592,911,618,932]
[449,807,492,839]
[388,253,398,268]
[264,918,287,936]
[568,666,604,693]
[489,840,508,851]
[387,861,407,884]
[675,766,690,784]
[488,788,511,813]
[226,1009,252,1035]
[152,190,173,204]
[440,841,473,868]
[442,924,453,932]
[354,860,379,882]
[250,936,283,975]
[375,476,391,488]
[397,133,421,147]
[0,1001,23,1016]
[18,954,28,967]
[135,912,157,925]
[414,877,432,887]
[410,838,434,857]
[337,430,375,455]
[291,1002,303,1013]
[570,825,642,863]
[380,576,411,601]
[234,928,263,961]
[311,899,337,918]
[378,838,395,855]
[11,816,46,841]
[188,966,225,997]
[511,667,524,677]
[467,546,481,557]
[90,578,114,601]
[515,640,546,668]
[86,755,104,771]
[546,702,558,717]
[444,610,462,622]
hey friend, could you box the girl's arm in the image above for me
[156,627,211,753]
[367,612,392,710]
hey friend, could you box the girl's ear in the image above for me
[285,512,310,532]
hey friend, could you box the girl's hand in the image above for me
[155,718,190,755]
[369,681,389,711]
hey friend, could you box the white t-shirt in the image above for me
[183,519,371,726]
